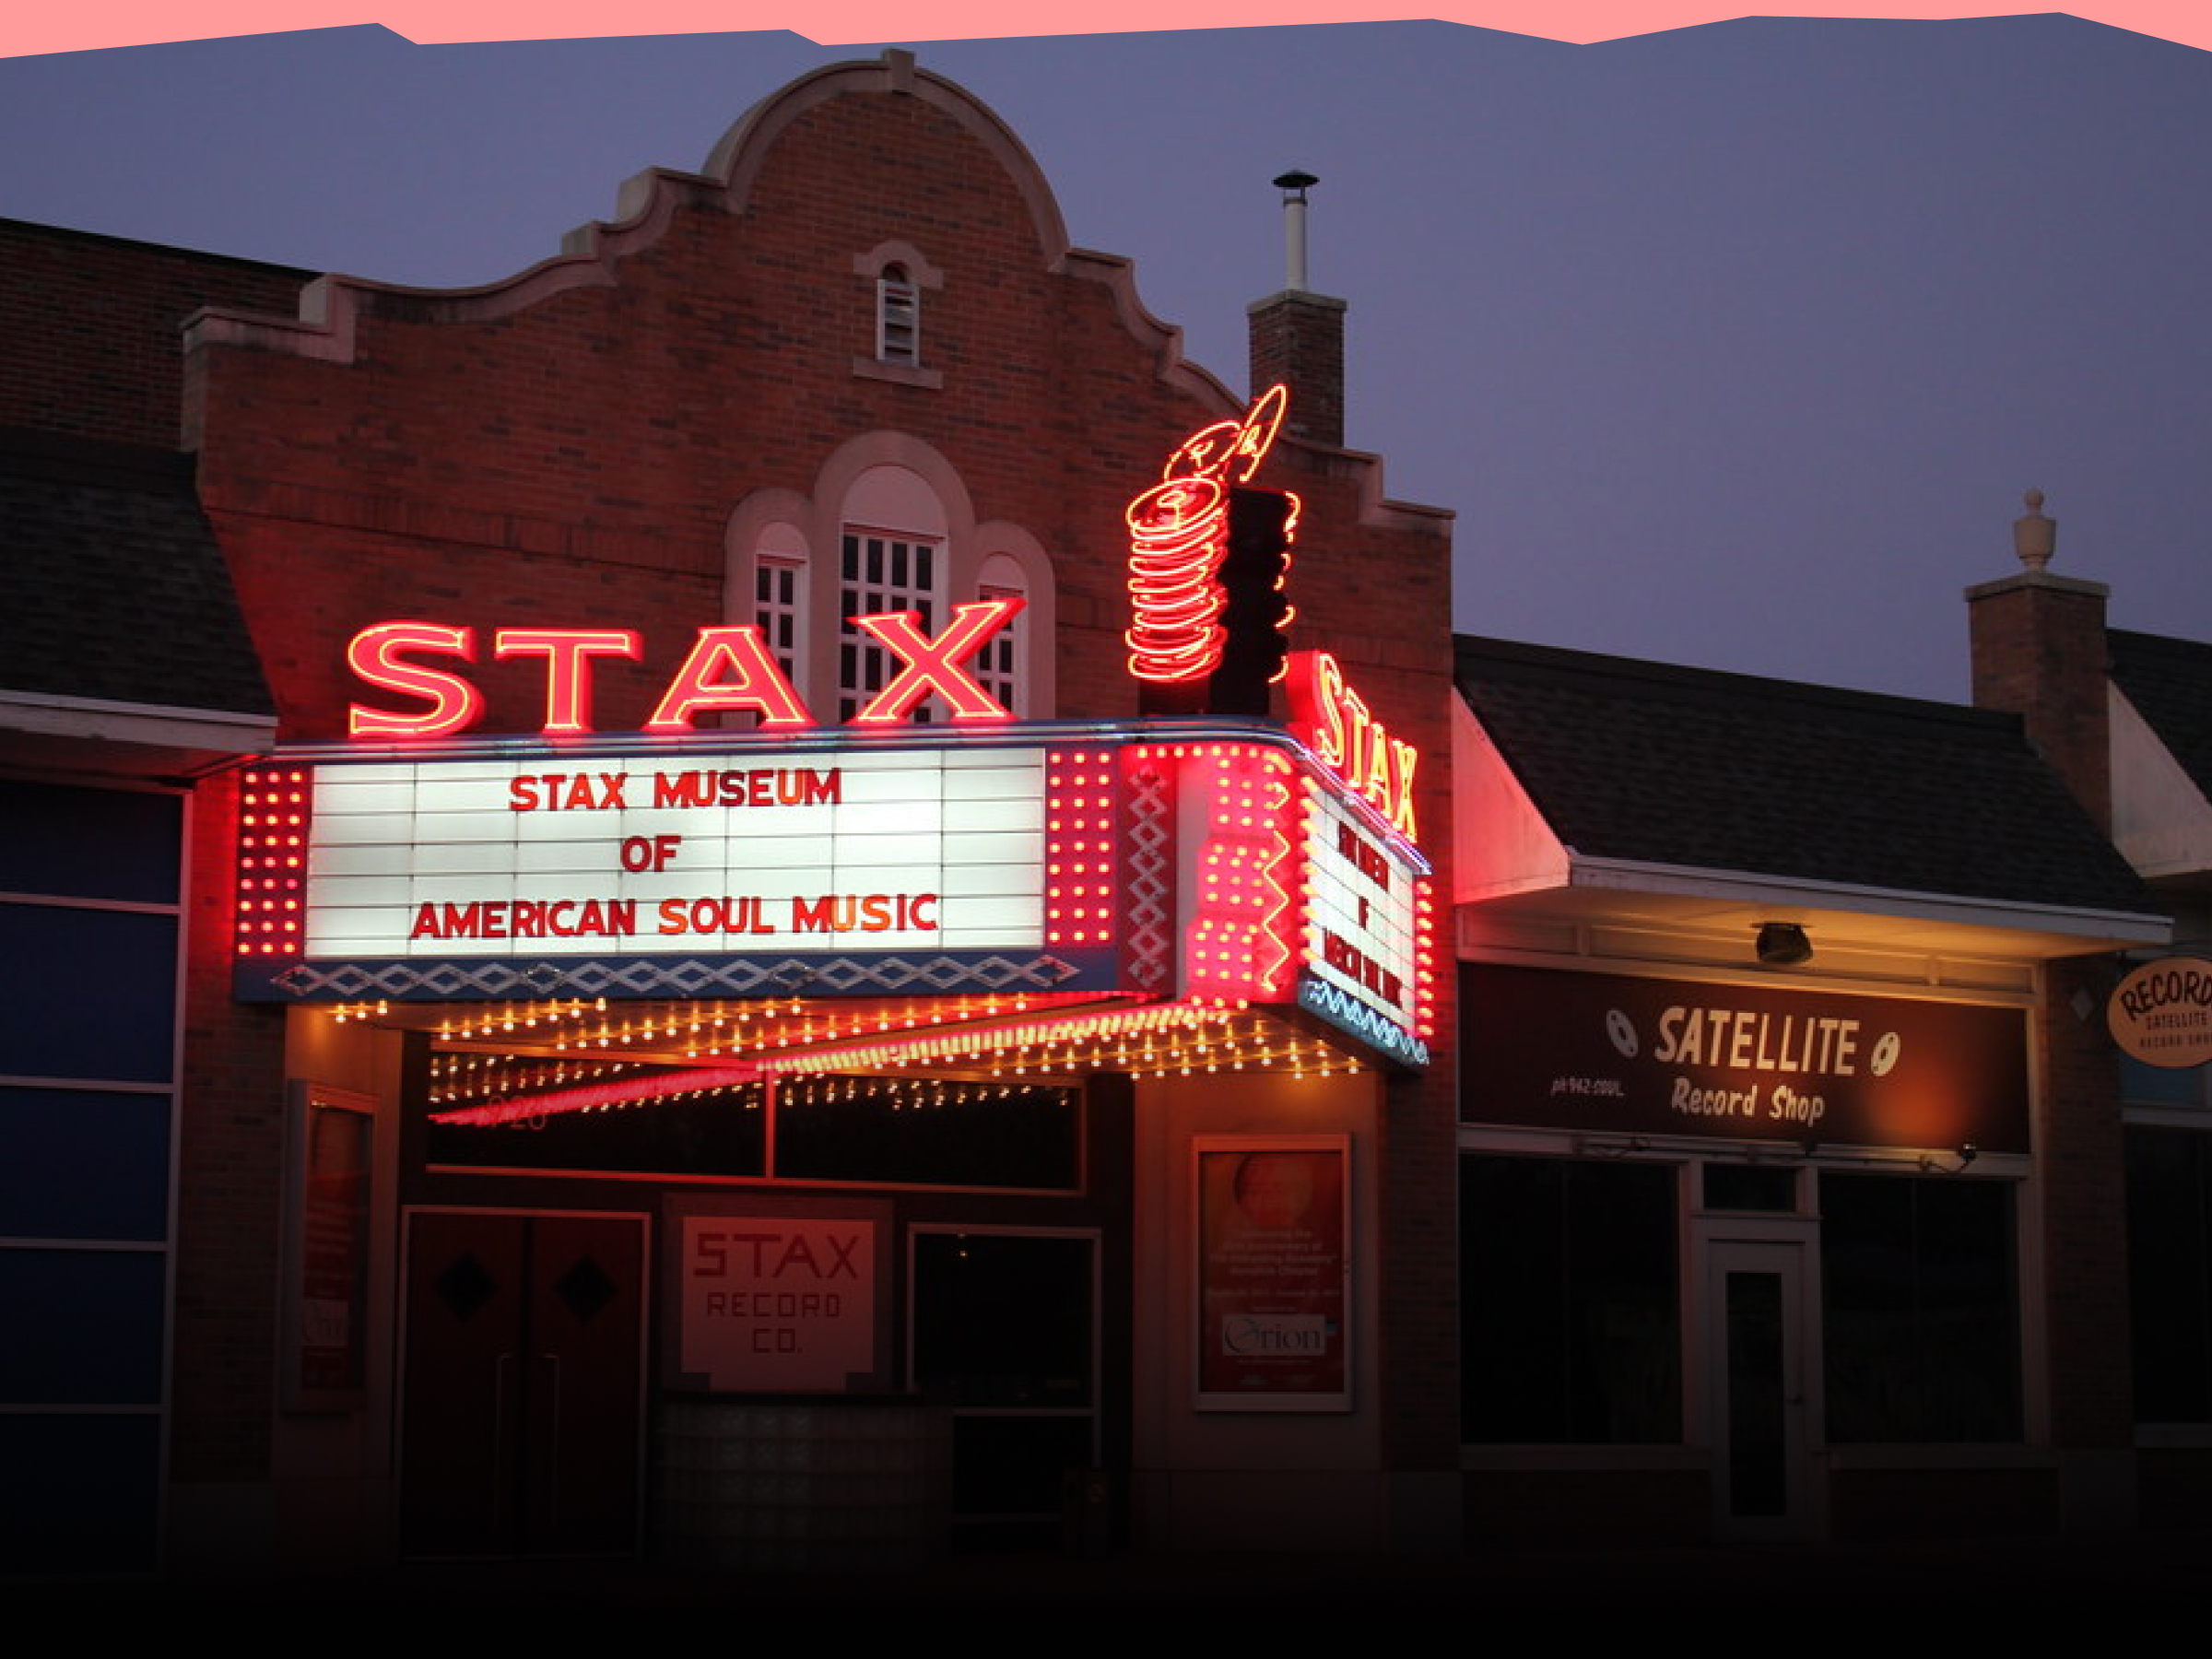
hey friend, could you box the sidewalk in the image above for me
[24,1530,2212,1611]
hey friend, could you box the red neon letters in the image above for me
[347,622,484,739]
[346,604,1024,739]
[848,599,1026,724]
[1285,651,1419,841]
[1125,384,1292,686]
[493,629,641,735]
[645,627,813,733]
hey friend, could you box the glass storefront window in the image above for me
[2126,1126,2212,1423]
[1818,1171,2020,1442]
[1460,1155,1681,1443]
[425,1064,1080,1192]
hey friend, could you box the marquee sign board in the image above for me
[1298,782,1429,1066]
[235,736,1105,1003]
[235,724,1433,1068]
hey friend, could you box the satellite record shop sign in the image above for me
[1463,964,2030,1153]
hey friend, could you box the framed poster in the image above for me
[1194,1135,1350,1411]
[280,1082,373,1411]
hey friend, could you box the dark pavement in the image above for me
[20,1529,2212,1611]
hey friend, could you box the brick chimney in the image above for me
[1966,489,2112,832]
[1248,171,1346,450]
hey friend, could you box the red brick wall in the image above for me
[0,218,305,448]
[1250,292,1347,451]
[187,90,1452,750]
[2036,955,2135,1448]
[175,771,288,1482]
[1968,576,2112,834]
[1967,576,2135,1452]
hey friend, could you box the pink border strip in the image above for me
[6,6,2208,61]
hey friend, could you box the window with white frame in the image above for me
[755,554,806,689]
[971,582,1022,717]
[730,454,1051,724]
[1459,1152,1682,1443]
[977,555,1026,716]
[840,528,938,722]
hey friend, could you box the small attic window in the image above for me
[877,265,921,366]
[853,242,942,389]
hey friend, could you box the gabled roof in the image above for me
[1455,635,2153,917]
[1,429,274,721]
[2110,629,2212,804]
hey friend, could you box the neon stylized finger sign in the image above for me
[1162,382,1288,485]
[1125,384,1293,686]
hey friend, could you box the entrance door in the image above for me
[400,1209,646,1557]
[1706,1238,1821,1541]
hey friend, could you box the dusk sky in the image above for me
[4,18,2206,703]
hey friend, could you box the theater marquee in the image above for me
[306,747,1042,958]
[236,736,1092,1003]
[234,724,1433,1067]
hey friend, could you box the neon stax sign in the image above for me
[1285,652,1418,841]
[344,600,1023,739]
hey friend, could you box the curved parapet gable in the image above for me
[188,49,1078,366]
[180,49,1231,417]
[1062,245,1239,412]
[705,49,1069,265]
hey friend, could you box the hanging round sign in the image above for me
[2109,956,2212,1069]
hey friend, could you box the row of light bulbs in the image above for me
[351,987,1362,1129]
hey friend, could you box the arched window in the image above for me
[972,552,1029,718]
[840,465,948,723]
[726,440,1055,724]
[752,521,809,691]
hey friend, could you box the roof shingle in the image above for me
[1456,634,2152,916]
[0,430,274,719]
[2110,629,2212,806]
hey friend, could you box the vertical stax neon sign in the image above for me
[1124,384,1296,686]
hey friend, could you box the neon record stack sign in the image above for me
[1124,385,1433,1066]
[1124,382,1294,711]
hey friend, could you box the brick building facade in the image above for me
[8,52,1459,1572]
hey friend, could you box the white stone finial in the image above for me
[2014,488,2055,572]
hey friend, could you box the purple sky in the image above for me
[5,19,2206,703]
